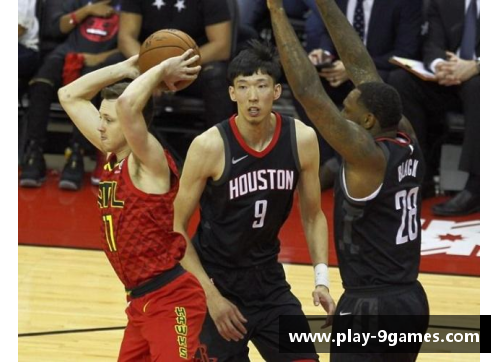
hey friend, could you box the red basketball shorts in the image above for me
[118,271,207,362]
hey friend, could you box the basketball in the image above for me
[138,29,201,91]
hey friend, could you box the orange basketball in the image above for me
[138,29,201,91]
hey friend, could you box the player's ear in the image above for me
[364,113,376,130]
[228,86,237,102]
[273,83,282,101]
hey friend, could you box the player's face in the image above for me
[229,71,282,124]
[341,89,369,128]
[98,99,127,153]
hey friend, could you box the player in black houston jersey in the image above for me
[174,40,335,362]
[269,0,429,361]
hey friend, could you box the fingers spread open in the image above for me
[182,49,194,59]
[184,54,200,66]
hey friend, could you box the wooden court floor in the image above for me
[18,245,479,361]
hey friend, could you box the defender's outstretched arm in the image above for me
[314,0,416,138]
[268,1,380,167]
[315,0,382,86]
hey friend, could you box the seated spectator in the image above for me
[118,0,235,129]
[389,0,479,214]
[18,0,40,92]
[20,0,121,190]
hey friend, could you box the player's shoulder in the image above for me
[293,118,318,147]
[190,125,225,158]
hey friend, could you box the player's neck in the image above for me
[114,146,132,163]
[374,128,398,139]
[235,113,276,152]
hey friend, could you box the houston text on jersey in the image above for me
[229,169,295,200]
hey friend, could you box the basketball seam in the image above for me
[139,45,190,57]
[146,30,196,51]
[164,31,196,50]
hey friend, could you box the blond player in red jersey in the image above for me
[58,50,207,361]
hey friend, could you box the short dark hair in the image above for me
[100,82,155,126]
[357,82,402,129]
[227,40,282,84]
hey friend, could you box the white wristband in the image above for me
[314,263,329,290]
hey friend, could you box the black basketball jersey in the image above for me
[192,113,301,268]
[334,133,425,289]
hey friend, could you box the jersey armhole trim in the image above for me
[340,141,390,204]
[289,118,301,172]
[341,167,383,203]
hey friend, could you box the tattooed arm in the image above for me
[315,0,382,86]
[268,1,381,169]
[315,0,416,139]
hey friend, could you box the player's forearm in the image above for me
[180,238,221,299]
[315,0,381,86]
[117,63,163,118]
[303,212,329,266]
[269,6,325,101]
[59,61,131,103]
[174,199,221,300]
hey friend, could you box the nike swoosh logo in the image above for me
[232,155,249,164]
[339,311,352,316]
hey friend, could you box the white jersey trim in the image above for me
[342,168,383,202]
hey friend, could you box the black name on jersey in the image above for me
[229,169,295,200]
[398,159,419,183]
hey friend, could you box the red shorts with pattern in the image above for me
[118,271,207,362]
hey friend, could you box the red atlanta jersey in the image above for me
[97,150,185,290]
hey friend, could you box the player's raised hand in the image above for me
[207,293,248,342]
[161,49,201,91]
[312,285,336,328]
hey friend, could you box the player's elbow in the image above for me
[58,86,73,106]
[116,93,135,112]
[116,94,140,122]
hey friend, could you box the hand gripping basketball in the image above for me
[160,49,201,91]
[138,29,202,91]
